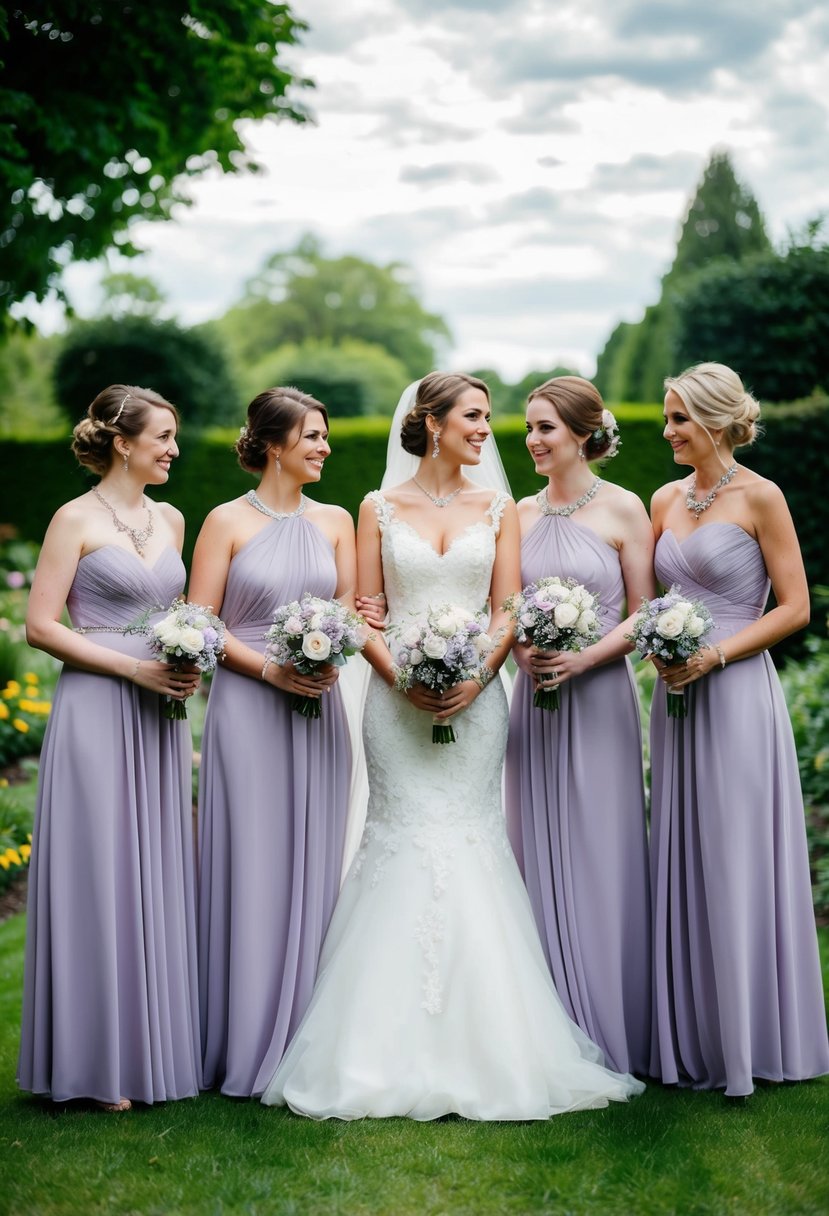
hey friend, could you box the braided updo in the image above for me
[527,376,619,461]
[664,363,761,449]
[399,372,490,457]
[235,386,329,473]
[71,384,179,475]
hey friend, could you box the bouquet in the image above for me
[264,594,367,719]
[389,603,494,743]
[626,584,714,718]
[505,576,601,710]
[149,601,226,719]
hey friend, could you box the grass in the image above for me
[0,919,827,1215]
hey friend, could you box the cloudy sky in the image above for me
[59,0,829,378]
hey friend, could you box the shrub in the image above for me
[0,673,51,767]
[0,784,32,892]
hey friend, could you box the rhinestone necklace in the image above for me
[537,477,602,517]
[92,486,154,556]
[245,488,306,520]
[413,476,463,508]
[684,465,738,518]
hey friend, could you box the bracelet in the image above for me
[261,655,275,681]
[131,658,141,681]
[715,645,726,669]
[472,665,494,690]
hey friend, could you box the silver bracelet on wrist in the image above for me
[715,645,726,669]
[472,665,494,690]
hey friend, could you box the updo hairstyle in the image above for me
[236,386,329,473]
[71,384,179,475]
[528,376,616,461]
[399,372,491,457]
[664,363,761,449]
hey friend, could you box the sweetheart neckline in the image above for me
[663,522,756,546]
[386,516,493,560]
[79,544,178,571]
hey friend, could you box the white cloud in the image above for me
[37,0,829,381]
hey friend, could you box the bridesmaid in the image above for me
[190,386,355,1097]
[650,361,829,1095]
[505,376,654,1076]
[18,385,201,1110]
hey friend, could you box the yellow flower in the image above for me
[12,718,29,733]
[0,703,8,720]
[5,848,21,866]
[17,698,36,713]
[25,685,38,698]
[2,680,20,699]
[19,843,31,861]
[0,856,9,871]
[23,672,38,683]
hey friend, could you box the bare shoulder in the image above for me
[154,500,185,529]
[650,479,686,513]
[600,480,649,520]
[307,501,352,528]
[50,492,95,529]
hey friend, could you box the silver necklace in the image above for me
[685,465,737,518]
[413,476,463,508]
[245,488,306,520]
[537,477,601,517]
[92,486,154,556]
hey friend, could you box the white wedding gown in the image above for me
[261,491,644,1119]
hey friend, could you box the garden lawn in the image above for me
[0,916,827,1216]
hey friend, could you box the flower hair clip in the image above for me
[593,408,621,459]
[239,425,249,438]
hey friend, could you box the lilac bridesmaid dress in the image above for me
[650,523,829,1096]
[505,515,651,1075]
[17,547,201,1104]
[198,515,350,1097]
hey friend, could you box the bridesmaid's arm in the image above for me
[327,505,358,613]
[188,507,329,697]
[26,505,196,697]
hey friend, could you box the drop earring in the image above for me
[577,445,585,461]
[432,431,440,459]
[122,451,129,472]
[275,452,282,474]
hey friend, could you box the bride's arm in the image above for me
[484,498,521,675]
[356,499,396,686]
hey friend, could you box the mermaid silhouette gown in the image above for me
[261,491,644,1119]
[17,546,201,1104]
[650,524,829,1095]
[505,513,651,1075]
[198,514,350,1096]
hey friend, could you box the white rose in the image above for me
[409,647,424,665]
[401,625,422,647]
[177,626,206,655]
[686,614,706,638]
[541,581,570,600]
[191,614,209,631]
[673,601,692,616]
[655,608,686,639]
[576,609,597,633]
[284,615,304,636]
[423,634,448,660]
[309,613,324,631]
[153,619,181,648]
[475,632,493,654]
[302,630,331,661]
[553,602,580,628]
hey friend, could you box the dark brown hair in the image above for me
[527,376,612,460]
[400,371,490,457]
[235,386,330,473]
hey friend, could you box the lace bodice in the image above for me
[365,490,509,622]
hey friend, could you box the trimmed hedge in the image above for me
[1,397,826,646]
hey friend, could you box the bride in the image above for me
[261,372,644,1119]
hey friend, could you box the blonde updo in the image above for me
[527,376,620,460]
[399,371,490,456]
[664,363,761,449]
[71,384,179,475]
[236,386,328,473]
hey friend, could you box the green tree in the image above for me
[54,315,239,428]
[0,329,63,435]
[99,272,167,319]
[674,241,829,401]
[243,339,411,416]
[0,2,311,322]
[212,234,451,379]
[596,150,771,402]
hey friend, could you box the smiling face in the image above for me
[119,403,179,484]
[662,388,708,467]
[525,397,582,475]
[431,386,491,466]
[279,408,330,485]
